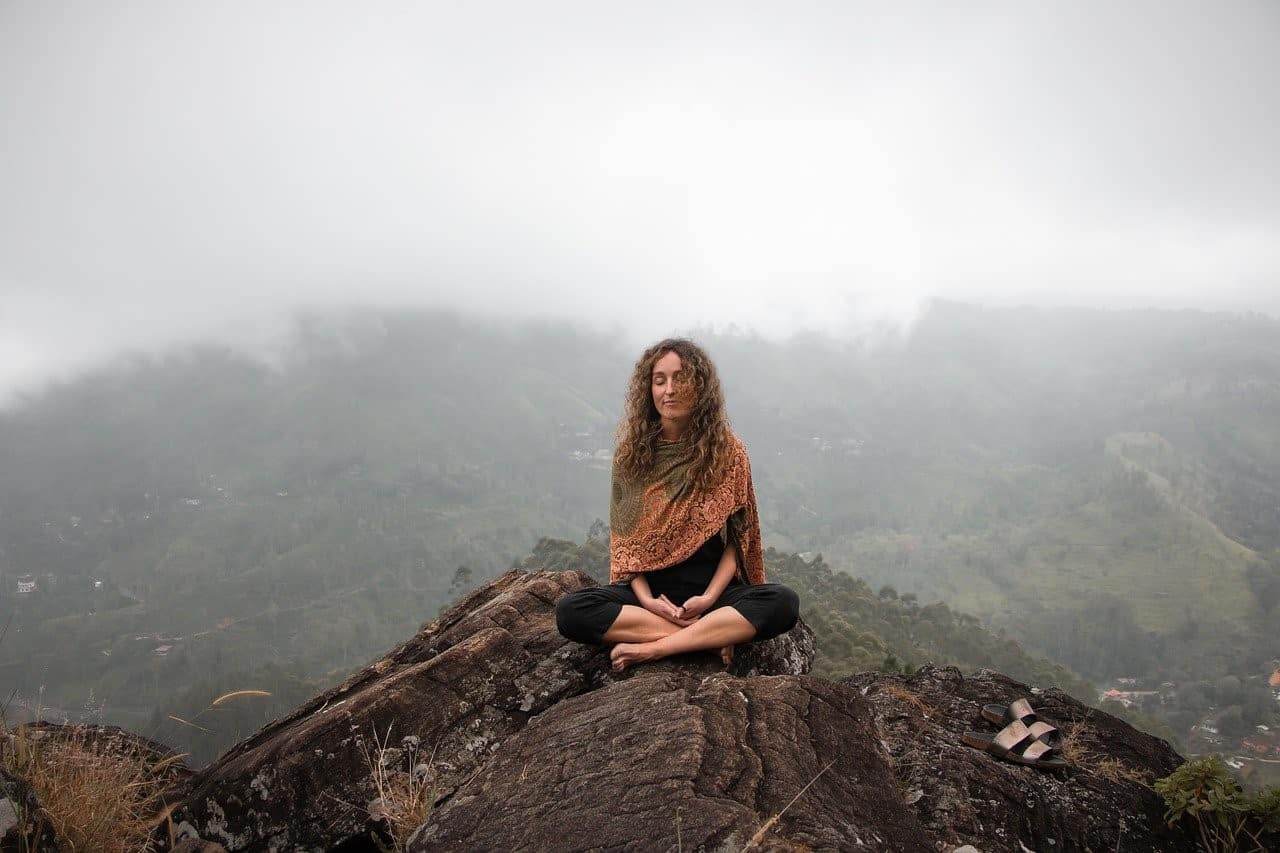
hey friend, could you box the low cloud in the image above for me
[2,1,1277,403]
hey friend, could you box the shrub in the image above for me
[1154,756,1280,853]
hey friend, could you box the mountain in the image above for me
[2,303,1278,757]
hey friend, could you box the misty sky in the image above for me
[2,1,1278,402]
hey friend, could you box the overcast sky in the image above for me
[1,1,1278,402]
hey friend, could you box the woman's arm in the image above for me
[630,574,696,625]
[677,541,739,620]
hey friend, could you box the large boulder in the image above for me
[158,569,1210,851]
[164,570,815,850]
[409,670,933,852]
[843,665,1196,853]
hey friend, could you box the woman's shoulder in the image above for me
[724,428,750,459]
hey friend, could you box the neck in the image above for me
[659,417,690,442]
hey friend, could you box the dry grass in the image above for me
[1,722,178,852]
[166,687,275,735]
[1092,756,1150,786]
[1056,719,1149,786]
[878,684,936,718]
[359,723,439,851]
[1057,721,1090,765]
[1,687,270,852]
[742,760,835,851]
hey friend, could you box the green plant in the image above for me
[1154,756,1280,852]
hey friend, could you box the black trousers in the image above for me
[555,558,800,646]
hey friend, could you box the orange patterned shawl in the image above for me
[609,432,765,585]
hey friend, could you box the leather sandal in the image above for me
[961,719,1069,770]
[982,697,1061,746]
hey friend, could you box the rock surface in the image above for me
[410,671,933,852]
[844,665,1196,853]
[171,840,229,853]
[154,570,1217,851]
[163,570,814,850]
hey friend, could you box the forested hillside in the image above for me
[2,304,1277,764]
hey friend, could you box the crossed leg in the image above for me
[602,605,734,666]
[601,605,685,644]
[609,606,756,672]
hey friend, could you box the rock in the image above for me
[171,840,228,853]
[14,722,193,788]
[153,571,1213,851]
[842,665,1197,853]
[0,768,57,853]
[409,670,934,852]
[164,570,815,850]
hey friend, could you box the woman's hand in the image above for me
[675,593,716,620]
[640,593,699,627]
[631,576,697,627]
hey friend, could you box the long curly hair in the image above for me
[613,338,734,492]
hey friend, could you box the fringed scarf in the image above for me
[609,432,765,585]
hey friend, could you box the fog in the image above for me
[2,1,1278,401]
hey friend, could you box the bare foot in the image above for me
[720,645,734,667]
[610,642,657,673]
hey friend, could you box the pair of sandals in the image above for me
[961,698,1069,770]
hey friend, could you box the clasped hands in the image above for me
[640,591,716,627]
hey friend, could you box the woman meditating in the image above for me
[556,338,800,673]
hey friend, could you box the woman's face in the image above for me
[651,350,696,422]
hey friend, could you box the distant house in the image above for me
[152,645,173,657]
[1242,735,1280,756]
[1101,688,1157,708]
[1269,669,1280,689]
[15,574,36,594]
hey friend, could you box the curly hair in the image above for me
[613,338,734,493]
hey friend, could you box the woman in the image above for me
[556,338,800,673]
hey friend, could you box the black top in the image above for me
[639,533,731,599]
